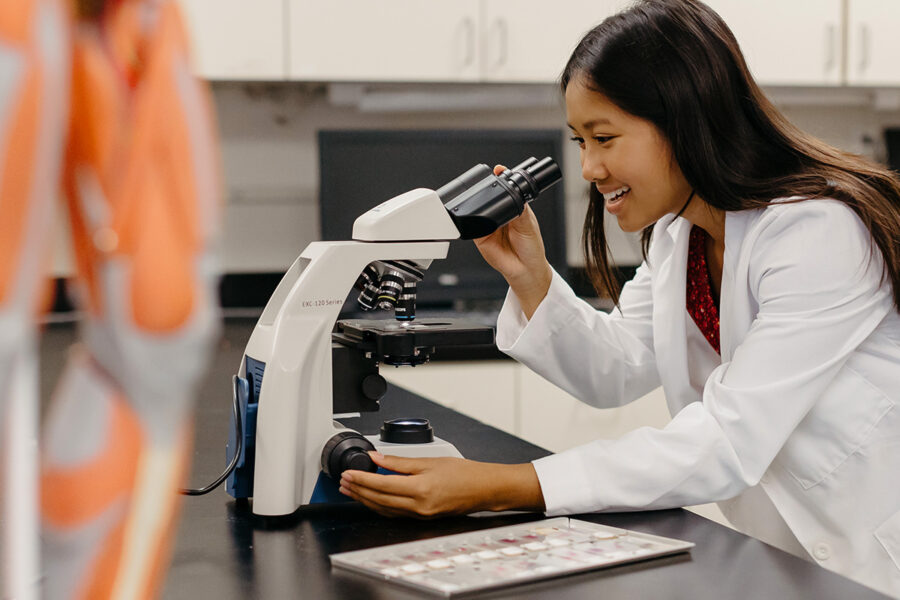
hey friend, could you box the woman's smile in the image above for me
[601,185,631,214]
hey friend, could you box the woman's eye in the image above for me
[593,136,615,144]
[569,136,585,148]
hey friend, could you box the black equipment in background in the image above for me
[318,129,567,308]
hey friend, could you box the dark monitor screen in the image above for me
[886,128,900,172]
[318,129,567,307]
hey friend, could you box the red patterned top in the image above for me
[686,225,720,354]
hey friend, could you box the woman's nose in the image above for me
[581,150,609,182]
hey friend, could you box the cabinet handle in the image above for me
[461,17,475,68]
[491,19,508,70]
[858,23,870,74]
[823,23,835,73]
[498,19,508,68]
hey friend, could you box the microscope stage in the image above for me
[334,318,495,365]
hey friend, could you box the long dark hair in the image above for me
[562,0,900,310]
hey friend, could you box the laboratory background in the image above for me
[22,0,900,598]
[47,0,900,448]
[49,0,900,477]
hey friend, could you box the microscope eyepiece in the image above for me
[439,156,561,239]
[434,164,492,203]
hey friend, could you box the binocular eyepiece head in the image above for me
[438,156,562,240]
[352,156,561,320]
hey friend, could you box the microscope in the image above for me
[225,157,561,516]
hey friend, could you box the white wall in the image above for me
[52,82,900,277]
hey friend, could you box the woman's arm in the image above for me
[473,201,552,321]
[498,263,660,410]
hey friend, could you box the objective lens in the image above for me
[394,281,416,321]
[354,264,379,290]
[356,264,380,311]
[376,270,404,310]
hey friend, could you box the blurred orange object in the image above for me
[0,0,222,598]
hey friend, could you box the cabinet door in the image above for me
[289,0,481,82]
[847,0,900,86]
[178,0,286,80]
[481,0,623,83]
[517,370,671,453]
[705,0,842,85]
[381,361,518,435]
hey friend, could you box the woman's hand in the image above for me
[473,165,553,319]
[339,452,545,519]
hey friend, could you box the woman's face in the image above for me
[565,76,693,232]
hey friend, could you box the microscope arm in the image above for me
[243,240,450,516]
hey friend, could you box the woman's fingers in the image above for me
[340,479,422,516]
[340,454,441,498]
[342,470,416,498]
[369,452,429,474]
[493,164,507,176]
[340,456,475,518]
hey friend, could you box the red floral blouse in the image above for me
[686,225,721,354]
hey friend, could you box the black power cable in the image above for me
[180,375,243,496]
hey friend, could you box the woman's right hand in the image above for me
[473,165,553,319]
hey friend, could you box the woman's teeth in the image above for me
[603,186,630,203]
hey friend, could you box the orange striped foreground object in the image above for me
[0,0,222,598]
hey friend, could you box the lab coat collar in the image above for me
[650,215,693,408]
[719,208,759,360]
[647,209,753,402]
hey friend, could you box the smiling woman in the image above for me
[564,83,696,236]
[338,1,900,596]
[562,0,900,309]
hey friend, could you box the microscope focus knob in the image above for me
[361,374,387,401]
[321,431,377,480]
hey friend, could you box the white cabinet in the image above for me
[288,0,623,83]
[516,369,671,453]
[288,1,481,82]
[382,360,671,452]
[847,0,900,86]
[480,0,618,83]
[381,361,519,434]
[180,0,900,87]
[705,0,843,86]
[178,0,286,80]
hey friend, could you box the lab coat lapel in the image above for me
[651,216,694,409]
[719,210,756,362]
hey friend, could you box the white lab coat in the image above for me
[497,199,900,597]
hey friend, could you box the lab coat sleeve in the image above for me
[496,262,659,409]
[532,201,894,515]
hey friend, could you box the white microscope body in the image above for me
[229,156,561,517]
[238,189,463,517]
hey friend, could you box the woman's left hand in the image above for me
[339,452,545,519]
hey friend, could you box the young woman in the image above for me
[338,1,900,594]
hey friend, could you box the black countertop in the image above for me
[8,319,888,599]
[165,321,889,599]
